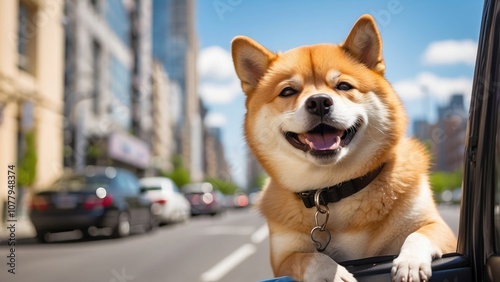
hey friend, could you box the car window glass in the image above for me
[141,185,162,192]
[110,174,128,195]
[50,174,110,192]
[118,173,133,195]
[171,181,180,193]
[122,171,140,195]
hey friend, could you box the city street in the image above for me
[0,205,460,282]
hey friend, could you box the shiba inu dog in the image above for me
[231,14,456,282]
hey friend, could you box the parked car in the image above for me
[220,193,249,209]
[183,182,224,216]
[139,177,190,224]
[29,166,157,242]
[228,193,250,209]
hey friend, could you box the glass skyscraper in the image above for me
[153,0,189,115]
[152,0,203,180]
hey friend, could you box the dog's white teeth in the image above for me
[299,132,342,150]
[298,134,307,144]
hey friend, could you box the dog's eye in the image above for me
[279,87,298,97]
[336,82,353,91]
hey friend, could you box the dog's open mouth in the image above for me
[285,122,359,155]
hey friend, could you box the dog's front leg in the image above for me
[275,252,356,282]
[391,220,455,282]
[391,232,435,282]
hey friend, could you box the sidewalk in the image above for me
[0,216,36,241]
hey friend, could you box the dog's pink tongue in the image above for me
[299,132,342,150]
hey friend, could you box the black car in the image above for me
[29,166,157,242]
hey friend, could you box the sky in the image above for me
[195,0,484,187]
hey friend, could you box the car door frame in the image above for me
[458,0,500,280]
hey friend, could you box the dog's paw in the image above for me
[333,265,357,282]
[304,254,357,282]
[391,254,432,282]
[306,265,356,282]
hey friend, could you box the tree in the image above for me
[255,173,268,190]
[162,155,191,188]
[205,177,239,195]
[165,166,191,188]
[429,170,462,195]
[18,131,37,188]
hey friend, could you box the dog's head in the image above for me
[232,15,407,192]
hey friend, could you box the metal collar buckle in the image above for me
[310,188,331,252]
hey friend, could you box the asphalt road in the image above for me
[0,205,460,282]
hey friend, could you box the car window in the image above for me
[85,175,112,189]
[141,185,162,192]
[171,181,180,193]
[107,171,134,195]
[49,174,110,192]
[121,171,140,195]
[109,174,128,195]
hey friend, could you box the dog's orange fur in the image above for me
[232,14,456,281]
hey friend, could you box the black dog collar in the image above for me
[297,164,385,208]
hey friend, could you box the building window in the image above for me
[105,0,130,46]
[17,1,37,74]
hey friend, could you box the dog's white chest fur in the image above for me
[324,231,370,261]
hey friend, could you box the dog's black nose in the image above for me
[305,94,333,116]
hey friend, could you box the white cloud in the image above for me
[422,39,477,66]
[199,79,242,104]
[198,46,243,105]
[204,112,227,128]
[393,72,473,102]
[199,46,235,81]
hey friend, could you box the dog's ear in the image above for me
[232,36,276,93]
[341,14,385,74]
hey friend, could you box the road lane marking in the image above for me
[204,226,255,236]
[251,224,269,244]
[200,243,256,282]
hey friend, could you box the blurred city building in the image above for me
[63,0,152,175]
[152,0,205,182]
[412,119,432,141]
[247,153,265,192]
[204,127,230,180]
[0,0,231,224]
[150,61,179,173]
[412,94,467,172]
[131,0,153,147]
[433,94,467,171]
[0,0,65,218]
